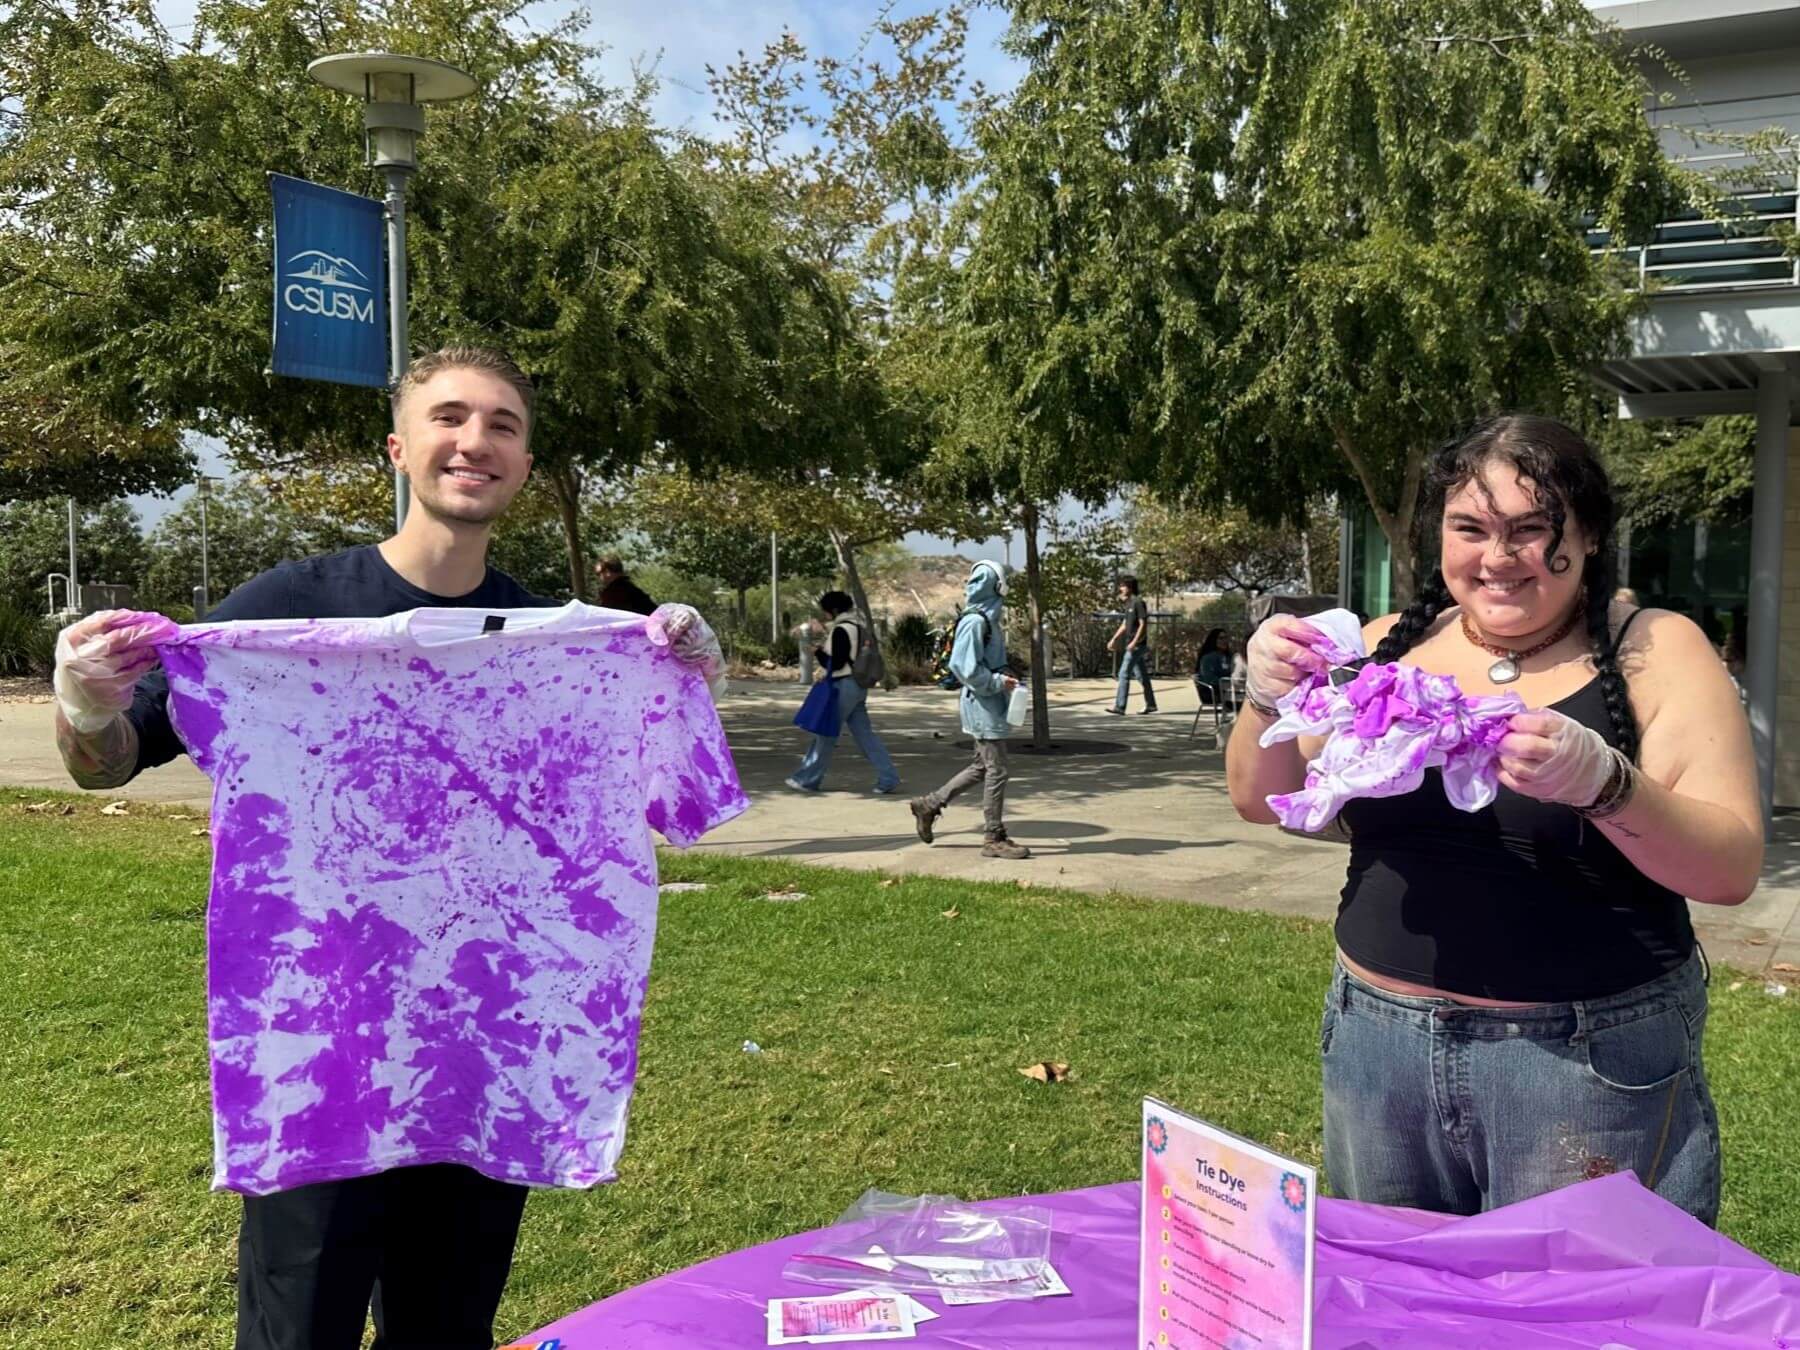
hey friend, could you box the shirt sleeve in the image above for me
[828,626,852,673]
[639,663,750,848]
[124,566,296,780]
[948,613,1005,696]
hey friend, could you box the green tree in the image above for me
[1125,494,1341,598]
[139,480,311,614]
[1605,416,1754,528]
[631,471,839,621]
[0,498,146,614]
[702,13,998,639]
[0,391,194,503]
[953,0,1696,604]
[1,0,848,600]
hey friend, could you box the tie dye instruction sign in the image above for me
[1139,1098,1315,1350]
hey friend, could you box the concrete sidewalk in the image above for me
[5,675,1798,974]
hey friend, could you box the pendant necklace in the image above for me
[1459,609,1579,685]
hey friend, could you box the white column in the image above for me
[1747,364,1790,827]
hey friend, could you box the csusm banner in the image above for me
[269,173,387,388]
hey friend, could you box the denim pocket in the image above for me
[1582,1006,1692,1094]
[1320,1001,1340,1057]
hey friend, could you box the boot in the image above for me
[910,796,941,845]
[981,833,1032,860]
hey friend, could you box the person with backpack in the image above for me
[910,561,1031,860]
[786,591,899,794]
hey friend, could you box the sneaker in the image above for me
[784,776,819,793]
[909,796,940,845]
[873,782,901,795]
[981,835,1032,860]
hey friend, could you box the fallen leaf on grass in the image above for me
[189,828,208,837]
[1017,879,1032,889]
[1771,962,1800,974]
[100,802,129,816]
[1019,1061,1072,1084]
[762,888,808,902]
[940,907,960,920]
[165,812,199,821]
[1728,980,1746,992]
[878,1067,895,1077]
[23,801,71,815]
[658,882,709,894]
[878,878,899,888]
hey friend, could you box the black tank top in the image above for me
[1335,624,1693,1002]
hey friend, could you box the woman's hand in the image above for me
[1244,616,1329,710]
[1496,709,1615,806]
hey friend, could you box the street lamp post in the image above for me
[306,53,476,531]
[195,475,215,614]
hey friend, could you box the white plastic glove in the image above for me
[1495,709,1615,806]
[1243,615,1329,709]
[646,603,728,700]
[53,609,179,733]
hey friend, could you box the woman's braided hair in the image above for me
[1369,414,1640,762]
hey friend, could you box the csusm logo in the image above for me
[283,249,376,324]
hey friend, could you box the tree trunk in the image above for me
[830,526,896,689]
[1330,424,1423,609]
[735,587,748,625]
[1301,525,1314,595]
[547,462,590,602]
[1022,500,1051,751]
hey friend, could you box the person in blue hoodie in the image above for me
[910,560,1031,859]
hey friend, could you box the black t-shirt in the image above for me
[125,545,549,780]
[1125,598,1149,649]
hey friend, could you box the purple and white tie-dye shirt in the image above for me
[1254,608,1525,832]
[154,603,748,1196]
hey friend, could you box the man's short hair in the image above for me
[392,346,535,438]
[1118,574,1140,594]
[598,557,626,575]
[818,590,854,615]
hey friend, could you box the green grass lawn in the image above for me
[1,787,1796,1346]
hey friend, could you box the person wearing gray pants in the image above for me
[910,561,1030,860]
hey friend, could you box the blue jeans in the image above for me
[790,678,898,791]
[1113,647,1155,711]
[1321,950,1720,1224]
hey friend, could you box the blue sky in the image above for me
[138,1,1031,559]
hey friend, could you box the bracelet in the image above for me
[1244,689,1279,719]
[1575,748,1637,820]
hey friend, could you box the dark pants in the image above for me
[235,1163,530,1350]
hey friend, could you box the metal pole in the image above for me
[384,166,412,532]
[770,530,780,644]
[1747,364,1789,828]
[67,497,78,612]
[199,487,211,613]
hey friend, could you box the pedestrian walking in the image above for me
[594,556,657,614]
[1106,575,1157,714]
[786,591,899,794]
[910,561,1031,859]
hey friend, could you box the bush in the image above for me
[0,602,58,677]
[889,613,935,665]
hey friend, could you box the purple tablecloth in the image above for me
[525,1172,1800,1348]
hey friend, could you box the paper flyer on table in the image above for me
[1138,1097,1315,1349]
[766,1292,918,1344]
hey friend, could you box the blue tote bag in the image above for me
[794,678,841,737]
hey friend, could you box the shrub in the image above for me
[0,602,58,677]
[889,613,935,665]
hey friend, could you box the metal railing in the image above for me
[1588,172,1800,293]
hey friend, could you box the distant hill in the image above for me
[865,554,976,622]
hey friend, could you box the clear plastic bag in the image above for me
[780,1189,1054,1301]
